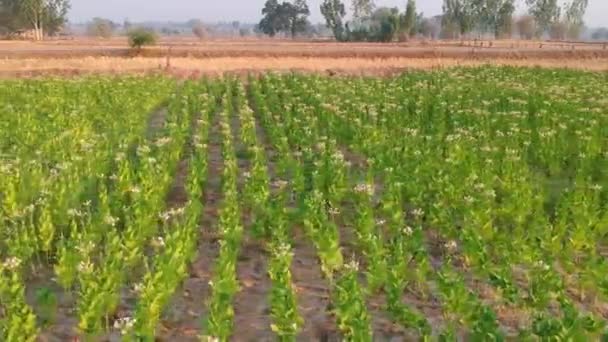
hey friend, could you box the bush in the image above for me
[87,18,114,39]
[128,28,157,49]
[192,23,207,40]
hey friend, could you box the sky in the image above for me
[69,0,607,28]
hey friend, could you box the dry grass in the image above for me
[1,56,607,77]
[1,38,607,60]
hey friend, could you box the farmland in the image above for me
[1,66,608,341]
[1,38,608,78]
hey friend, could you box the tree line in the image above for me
[260,0,592,42]
[0,0,70,40]
[0,0,596,42]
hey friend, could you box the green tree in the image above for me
[400,0,417,39]
[371,7,400,42]
[351,0,375,20]
[564,0,588,39]
[259,0,285,37]
[0,0,23,33]
[286,0,310,38]
[44,0,69,35]
[128,27,157,50]
[442,0,474,37]
[258,0,310,38]
[321,0,346,41]
[496,0,515,37]
[1,0,69,39]
[525,0,561,37]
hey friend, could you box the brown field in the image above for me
[1,37,607,77]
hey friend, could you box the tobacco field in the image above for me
[1,67,607,341]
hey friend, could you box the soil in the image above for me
[1,38,607,60]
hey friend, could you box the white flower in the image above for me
[353,183,374,196]
[114,316,136,334]
[132,283,144,294]
[272,180,288,189]
[485,189,496,198]
[77,260,94,274]
[128,186,141,194]
[591,184,603,191]
[402,226,413,236]
[412,208,425,218]
[202,337,220,342]
[151,236,165,248]
[77,241,95,254]
[104,215,118,227]
[328,207,341,216]
[344,259,359,272]
[114,152,126,161]
[67,208,82,217]
[376,219,386,226]
[154,137,172,147]
[276,243,292,257]
[136,145,151,156]
[534,260,551,271]
[2,257,21,271]
[444,240,458,253]
[332,151,345,162]
[159,211,172,222]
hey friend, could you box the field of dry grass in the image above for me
[1,38,607,77]
[2,56,608,78]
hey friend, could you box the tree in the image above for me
[44,0,69,35]
[419,16,441,39]
[495,0,515,38]
[3,0,69,39]
[320,0,346,41]
[564,0,588,39]
[516,15,536,39]
[351,0,375,20]
[259,0,283,37]
[399,0,417,39]
[442,0,474,37]
[286,0,310,38]
[0,0,23,34]
[525,0,560,37]
[370,7,400,42]
[87,17,114,38]
[549,20,567,40]
[128,28,157,50]
[258,0,310,38]
[191,20,207,40]
[591,28,608,40]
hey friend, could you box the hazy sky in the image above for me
[69,0,607,27]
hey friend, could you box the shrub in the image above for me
[192,23,207,40]
[87,18,114,39]
[128,28,157,49]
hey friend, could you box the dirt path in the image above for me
[230,88,273,341]
[158,106,222,341]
